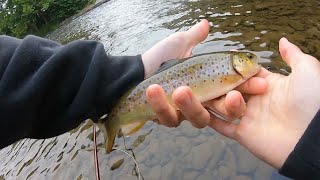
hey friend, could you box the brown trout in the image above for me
[97,51,261,153]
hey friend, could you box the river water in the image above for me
[1,0,319,179]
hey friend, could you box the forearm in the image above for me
[279,110,320,179]
[0,35,144,148]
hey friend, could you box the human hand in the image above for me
[208,37,320,169]
[142,19,209,79]
[144,20,267,129]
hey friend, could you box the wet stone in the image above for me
[287,32,306,43]
[206,139,226,170]
[180,121,200,138]
[154,140,176,166]
[233,145,259,173]
[275,16,290,25]
[232,175,252,180]
[191,141,215,170]
[195,134,209,145]
[174,136,192,157]
[255,24,268,31]
[183,170,200,180]
[218,165,231,179]
[262,31,283,43]
[307,42,317,54]
[196,172,213,180]
[253,162,274,180]
[288,20,305,31]
[229,17,243,27]
[160,162,175,180]
[254,3,275,11]
[306,27,320,39]
[276,9,296,16]
[243,21,255,27]
[145,165,161,179]
[219,148,236,176]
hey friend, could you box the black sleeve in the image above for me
[0,35,144,148]
[279,110,320,180]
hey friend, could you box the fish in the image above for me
[97,51,261,154]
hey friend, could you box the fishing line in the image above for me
[112,148,142,180]
[92,125,142,180]
[93,124,101,180]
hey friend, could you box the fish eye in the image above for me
[246,53,254,59]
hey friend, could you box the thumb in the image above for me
[185,19,209,46]
[279,37,305,69]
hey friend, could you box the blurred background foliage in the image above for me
[0,0,95,37]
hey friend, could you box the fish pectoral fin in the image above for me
[120,120,147,136]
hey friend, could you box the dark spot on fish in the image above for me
[220,80,223,83]
[187,83,189,86]
[200,65,203,70]
[218,73,220,75]
[212,69,215,73]
[203,80,206,82]
[212,79,215,82]
[222,65,224,68]
[145,100,148,104]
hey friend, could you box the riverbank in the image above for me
[59,0,110,27]
[38,0,109,37]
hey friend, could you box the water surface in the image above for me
[1,0,319,179]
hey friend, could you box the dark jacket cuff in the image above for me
[279,110,320,179]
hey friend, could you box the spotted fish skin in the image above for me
[98,51,261,153]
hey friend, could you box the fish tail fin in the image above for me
[97,116,120,154]
[106,126,119,154]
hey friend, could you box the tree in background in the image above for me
[0,0,94,37]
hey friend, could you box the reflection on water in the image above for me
[1,0,319,179]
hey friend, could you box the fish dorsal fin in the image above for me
[153,58,185,75]
[121,120,148,136]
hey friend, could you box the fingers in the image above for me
[208,116,237,139]
[279,37,304,69]
[236,76,268,94]
[172,86,211,128]
[146,84,181,127]
[255,67,272,78]
[204,90,246,121]
[185,19,210,46]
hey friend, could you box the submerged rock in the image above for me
[233,145,260,173]
[288,20,305,31]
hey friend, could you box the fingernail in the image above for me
[147,91,158,104]
[234,98,241,107]
[177,92,192,106]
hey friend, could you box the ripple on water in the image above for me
[2,0,319,179]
